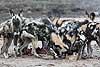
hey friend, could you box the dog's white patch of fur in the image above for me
[92,28,98,35]
[28,41,42,49]
[79,34,86,41]
[3,52,9,59]
[28,42,33,49]
[21,31,34,38]
[36,41,42,49]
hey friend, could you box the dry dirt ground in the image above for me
[0,39,100,67]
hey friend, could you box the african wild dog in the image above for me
[0,9,24,58]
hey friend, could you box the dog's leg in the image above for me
[49,48,58,59]
[1,38,12,58]
[31,37,40,57]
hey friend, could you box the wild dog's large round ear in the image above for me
[90,12,95,21]
[9,9,15,16]
[85,11,96,21]
[85,11,89,18]
[18,9,23,17]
